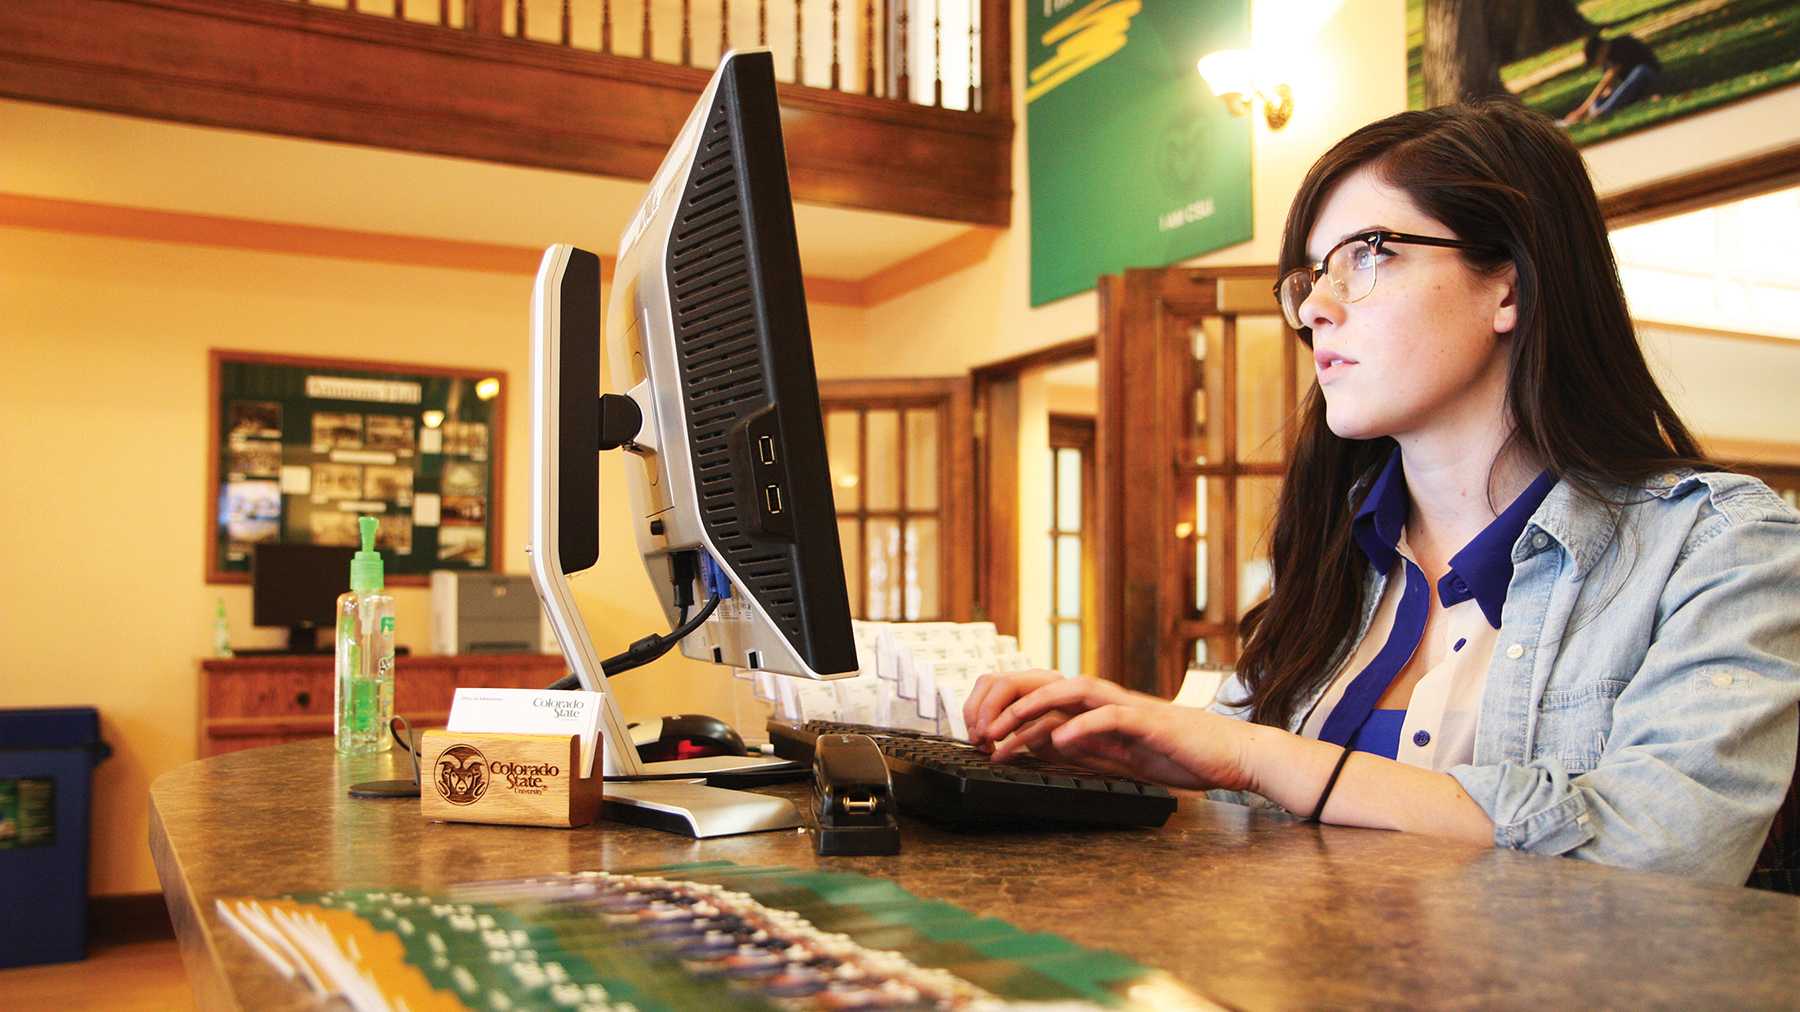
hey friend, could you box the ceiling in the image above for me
[1,98,974,281]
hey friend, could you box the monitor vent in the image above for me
[666,98,803,641]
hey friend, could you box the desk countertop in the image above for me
[151,740,1800,1009]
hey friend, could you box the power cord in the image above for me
[545,593,721,690]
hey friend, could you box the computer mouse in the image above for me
[629,713,749,763]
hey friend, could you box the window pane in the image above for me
[826,410,861,512]
[1186,477,1227,622]
[1191,320,1226,464]
[1237,477,1281,612]
[1056,533,1081,619]
[866,518,901,619]
[1237,317,1292,465]
[1056,447,1082,532]
[1192,639,1208,666]
[838,518,862,617]
[905,518,940,620]
[1057,623,1082,676]
[904,409,938,510]
[866,410,900,511]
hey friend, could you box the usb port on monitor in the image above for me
[757,434,777,464]
[764,484,783,515]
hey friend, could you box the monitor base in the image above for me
[601,781,802,838]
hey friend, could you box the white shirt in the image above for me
[1298,530,1496,770]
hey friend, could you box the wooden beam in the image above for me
[0,193,544,275]
[0,193,878,306]
[971,335,1097,382]
[861,227,1002,306]
[0,0,1011,226]
[1600,141,1800,228]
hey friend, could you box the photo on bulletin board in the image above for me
[1407,0,1800,147]
[206,350,505,585]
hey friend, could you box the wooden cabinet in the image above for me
[198,653,569,757]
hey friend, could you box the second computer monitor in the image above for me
[537,49,857,686]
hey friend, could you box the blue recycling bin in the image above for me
[0,707,111,967]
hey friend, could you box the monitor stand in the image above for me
[533,560,808,837]
[601,780,803,837]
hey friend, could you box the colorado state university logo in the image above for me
[434,743,488,806]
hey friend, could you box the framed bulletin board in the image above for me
[206,350,506,586]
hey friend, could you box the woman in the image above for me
[965,99,1800,886]
[1560,33,1661,126]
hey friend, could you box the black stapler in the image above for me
[811,734,901,856]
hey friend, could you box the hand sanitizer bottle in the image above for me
[212,597,233,658]
[335,516,395,755]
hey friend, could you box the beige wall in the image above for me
[0,225,867,895]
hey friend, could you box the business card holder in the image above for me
[418,730,601,828]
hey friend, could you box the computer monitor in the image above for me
[529,50,857,798]
[251,543,356,653]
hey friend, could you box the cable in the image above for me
[600,594,720,676]
[545,594,722,690]
[546,551,716,689]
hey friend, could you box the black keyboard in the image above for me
[768,720,1176,829]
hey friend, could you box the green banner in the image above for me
[1027,0,1253,306]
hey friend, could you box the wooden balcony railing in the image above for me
[0,0,1012,224]
[298,0,998,113]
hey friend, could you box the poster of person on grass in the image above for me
[1407,0,1800,146]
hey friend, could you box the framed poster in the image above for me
[207,350,505,585]
[1407,0,1800,148]
[1026,0,1253,306]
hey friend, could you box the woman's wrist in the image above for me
[1238,723,1351,814]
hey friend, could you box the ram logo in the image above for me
[434,743,489,806]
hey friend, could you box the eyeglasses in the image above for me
[1274,230,1497,333]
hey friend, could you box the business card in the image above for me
[447,687,603,778]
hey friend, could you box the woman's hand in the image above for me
[963,669,1071,742]
[967,674,1258,793]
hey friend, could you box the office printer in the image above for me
[430,571,558,655]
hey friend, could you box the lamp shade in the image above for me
[1196,49,1256,97]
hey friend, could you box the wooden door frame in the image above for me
[1096,267,1289,697]
[968,336,1096,636]
[817,376,975,621]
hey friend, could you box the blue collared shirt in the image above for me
[1208,465,1800,885]
[1311,451,1557,758]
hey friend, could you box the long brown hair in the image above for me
[1232,98,1710,729]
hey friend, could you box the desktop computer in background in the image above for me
[251,543,356,653]
[528,50,857,835]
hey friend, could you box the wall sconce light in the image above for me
[421,409,446,429]
[475,377,501,401]
[1196,50,1294,130]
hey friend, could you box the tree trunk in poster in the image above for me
[1423,0,1502,105]
[1493,0,1591,64]
[1424,0,1593,106]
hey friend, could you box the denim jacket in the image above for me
[1207,470,1800,885]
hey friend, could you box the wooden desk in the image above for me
[151,741,1800,1010]
[198,652,568,756]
